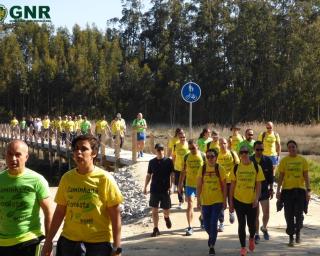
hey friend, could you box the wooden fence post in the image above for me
[149,132,155,154]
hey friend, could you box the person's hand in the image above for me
[111,252,122,256]
[276,191,281,200]
[252,199,259,208]
[41,240,53,256]
[306,191,311,202]
[196,200,201,210]
[143,188,147,195]
[269,189,274,200]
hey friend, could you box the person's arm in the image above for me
[39,197,53,236]
[144,173,151,194]
[304,170,311,201]
[107,205,122,255]
[178,164,186,194]
[253,181,261,208]
[276,172,285,199]
[221,179,227,209]
[41,204,66,256]
[276,134,281,156]
[196,176,203,209]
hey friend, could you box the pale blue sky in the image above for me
[2,0,150,31]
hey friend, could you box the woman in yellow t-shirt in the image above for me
[41,135,124,256]
[197,149,226,256]
[276,140,310,247]
[229,145,264,256]
[167,128,183,157]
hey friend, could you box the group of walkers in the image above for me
[144,122,311,256]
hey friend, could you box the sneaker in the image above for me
[229,212,235,224]
[254,234,260,244]
[217,222,224,232]
[288,235,294,247]
[199,216,204,229]
[177,202,183,209]
[140,151,144,157]
[260,226,270,240]
[209,246,215,255]
[295,232,301,244]
[164,217,172,229]
[249,238,255,252]
[240,247,247,256]
[151,227,160,237]
[186,227,193,236]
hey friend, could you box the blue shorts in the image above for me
[268,155,279,166]
[185,186,197,197]
[137,132,146,141]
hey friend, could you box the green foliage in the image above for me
[307,159,320,195]
[1,1,320,124]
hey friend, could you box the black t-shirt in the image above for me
[148,157,174,194]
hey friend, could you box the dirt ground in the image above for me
[122,161,320,256]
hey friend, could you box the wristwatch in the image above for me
[113,247,122,255]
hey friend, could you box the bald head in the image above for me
[266,121,274,133]
[6,140,29,174]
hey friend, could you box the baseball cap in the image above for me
[155,143,164,150]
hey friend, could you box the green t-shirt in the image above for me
[81,120,91,134]
[197,137,213,153]
[0,168,50,246]
[132,118,147,132]
[237,139,255,156]
[20,120,26,129]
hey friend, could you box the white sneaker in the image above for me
[229,212,235,224]
[177,202,183,209]
[218,222,224,232]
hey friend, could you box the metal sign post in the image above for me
[181,82,201,139]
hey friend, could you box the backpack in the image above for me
[233,161,259,176]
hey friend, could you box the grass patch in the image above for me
[306,159,320,195]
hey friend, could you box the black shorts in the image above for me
[259,188,270,201]
[149,192,171,209]
[0,236,44,256]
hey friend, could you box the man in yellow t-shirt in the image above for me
[229,145,265,255]
[41,135,123,256]
[172,132,189,209]
[111,113,126,149]
[206,130,220,153]
[258,121,281,168]
[216,138,239,231]
[276,140,310,247]
[95,115,111,141]
[178,140,204,236]
[65,116,76,142]
[230,126,244,152]
[42,115,51,141]
[10,116,19,139]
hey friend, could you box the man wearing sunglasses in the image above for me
[178,140,205,236]
[250,141,274,244]
[237,129,255,156]
[144,143,175,237]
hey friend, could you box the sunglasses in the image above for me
[180,136,186,139]
[156,148,164,151]
[255,148,264,152]
[240,151,249,154]
[266,127,272,130]
[248,134,254,136]
[206,155,216,159]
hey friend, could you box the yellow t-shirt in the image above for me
[65,121,75,132]
[42,119,50,129]
[168,137,180,152]
[258,131,280,156]
[55,167,123,243]
[10,119,18,127]
[208,140,220,154]
[111,119,126,136]
[217,150,240,183]
[230,162,265,204]
[231,133,244,152]
[96,120,109,134]
[184,152,205,188]
[54,120,63,132]
[173,142,189,172]
[62,120,68,131]
[198,164,226,206]
[278,155,308,190]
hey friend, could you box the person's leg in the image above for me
[174,171,183,204]
[260,199,270,230]
[294,189,306,242]
[202,205,212,237]
[208,203,223,247]
[160,192,172,229]
[186,195,194,227]
[234,199,247,248]
[85,241,113,256]
[283,191,295,236]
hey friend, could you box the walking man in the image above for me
[250,141,274,243]
[144,143,174,237]
[0,140,52,256]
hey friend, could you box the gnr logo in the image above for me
[1,5,51,22]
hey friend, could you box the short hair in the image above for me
[188,139,196,145]
[253,141,263,148]
[287,140,298,147]
[71,135,99,155]
[174,128,183,137]
[206,148,218,156]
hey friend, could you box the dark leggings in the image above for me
[282,189,305,236]
[234,198,257,247]
[174,170,184,203]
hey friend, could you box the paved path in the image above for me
[122,162,320,256]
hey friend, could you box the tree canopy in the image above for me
[1,0,320,124]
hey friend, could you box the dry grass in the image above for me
[126,122,320,155]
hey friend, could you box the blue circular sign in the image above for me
[181,82,201,103]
